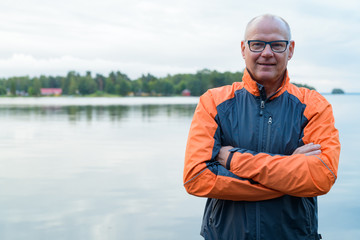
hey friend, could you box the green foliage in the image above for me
[292,83,316,91]
[68,77,78,95]
[0,69,319,97]
[174,80,187,95]
[63,71,78,95]
[78,72,97,95]
[0,86,7,95]
[105,77,116,94]
[32,78,41,96]
[138,73,157,94]
[115,71,132,96]
[87,91,118,97]
[10,79,16,95]
[118,79,131,96]
[131,79,142,94]
[27,87,34,96]
[95,74,105,91]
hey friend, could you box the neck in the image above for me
[260,78,283,97]
[247,70,287,98]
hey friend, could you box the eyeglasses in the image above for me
[247,40,290,53]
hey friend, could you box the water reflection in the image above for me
[0,100,202,240]
[0,104,197,123]
[140,104,197,119]
[0,96,358,240]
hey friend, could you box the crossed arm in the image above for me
[183,91,340,201]
[215,143,334,198]
[217,143,322,166]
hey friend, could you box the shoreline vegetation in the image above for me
[0,69,344,97]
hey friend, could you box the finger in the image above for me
[297,143,312,150]
[306,144,321,151]
[300,143,321,152]
[305,150,322,156]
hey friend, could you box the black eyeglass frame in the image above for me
[247,40,290,53]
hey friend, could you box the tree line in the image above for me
[0,69,315,97]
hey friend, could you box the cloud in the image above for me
[288,62,350,93]
[0,0,358,92]
[0,54,205,78]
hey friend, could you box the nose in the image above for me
[261,44,274,57]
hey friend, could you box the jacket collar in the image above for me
[242,68,290,100]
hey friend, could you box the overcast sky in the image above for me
[0,0,359,92]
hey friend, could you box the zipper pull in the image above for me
[260,100,265,116]
[268,116,272,124]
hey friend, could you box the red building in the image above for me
[40,88,63,96]
[182,89,191,96]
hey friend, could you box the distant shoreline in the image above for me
[321,92,360,95]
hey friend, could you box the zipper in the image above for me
[256,99,266,240]
[259,100,265,116]
[265,117,272,152]
[257,100,265,151]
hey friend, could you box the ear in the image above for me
[241,40,246,59]
[288,40,295,60]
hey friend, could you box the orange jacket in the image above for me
[183,69,340,201]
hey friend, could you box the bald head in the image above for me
[244,14,291,41]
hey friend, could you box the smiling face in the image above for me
[241,16,295,87]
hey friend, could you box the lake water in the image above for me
[0,96,358,240]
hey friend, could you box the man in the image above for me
[183,14,340,240]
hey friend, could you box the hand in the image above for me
[292,143,321,156]
[216,146,234,167]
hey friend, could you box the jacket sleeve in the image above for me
[183,90,283,201]
[228,92,340,197]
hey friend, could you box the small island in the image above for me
[331,88,345,94]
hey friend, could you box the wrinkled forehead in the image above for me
[244,16,291,40]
